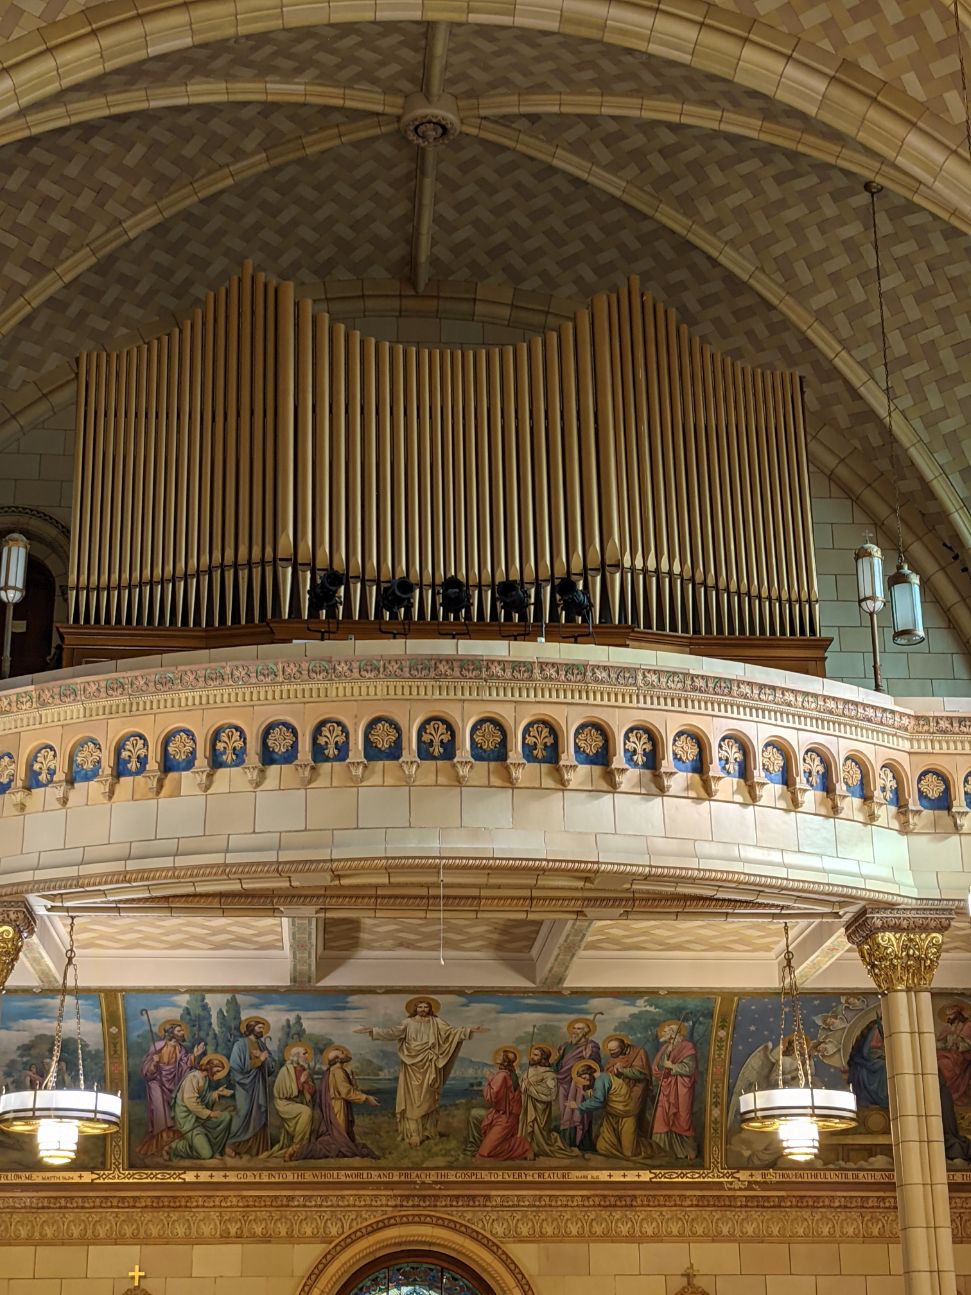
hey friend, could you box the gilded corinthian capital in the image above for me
[0,901,35,990]
[845,907,952,992]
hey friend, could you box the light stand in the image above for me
[0,532,29,680]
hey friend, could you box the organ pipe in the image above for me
[70,263,818,636]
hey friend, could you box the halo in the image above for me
[492,1045,520,1066]
[240,1016,271,1035]
[157,1018,183,1037]
[938,1001,971,1024]
[603,1033,631,1050]
[571,1059,601,1082]
[325,1046,351,1066]
[528,1042,556,1061]
[199,1053,229,1079]
[566,1017,596,1038]
[404,995,441,1017]
[657,1019,687,1039]
[284,1041,313,1062]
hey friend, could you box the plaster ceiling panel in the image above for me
[320,916,541,955]
[0,132,415,389]
[0,103,360,316]
[493,115,971,502]
[43,22,427,99]
[69,914,285,951]
[583,919,783,955]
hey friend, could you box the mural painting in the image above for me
[0,993,106,1170]
[123,991,713,1169]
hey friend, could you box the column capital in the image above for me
[0,900,35,990]
[845,906,952,992]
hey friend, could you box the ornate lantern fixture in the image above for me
[863,181,925,649]
[738,924,857,1161]
[0,531,29,679]
[854,537,886,692]
[0,918,121,1165]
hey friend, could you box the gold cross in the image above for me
[128,1267,145,1288]
[682,1266,698,1288]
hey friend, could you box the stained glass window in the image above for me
[348,1264,481,1295]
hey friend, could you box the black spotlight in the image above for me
[308,568,345,616]
[439,575,471,618]
[555,577,592,621]
[379,577,416,616]
[496,580,529,616]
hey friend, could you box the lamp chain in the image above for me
[73,922,85,1090]
[780,922,814,1089]
[954,0,971,160]
[43,916,77,1090]
[866,182,904,562]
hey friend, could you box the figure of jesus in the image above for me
[355,996,487,1147]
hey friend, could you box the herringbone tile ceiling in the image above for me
[0,4,970,639]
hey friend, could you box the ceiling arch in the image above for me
[1,0,968,224]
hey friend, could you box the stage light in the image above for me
[555,577,592,621]
[308,569,345,616]
[379,577,416,616]
[439,576,470,618]
[496,581,529,616]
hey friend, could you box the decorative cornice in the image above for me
[845,907,952,992]
[0,1185,942,1243]
[1,653,967,740]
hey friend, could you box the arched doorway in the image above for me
[340,1257,490,1295]
[4,553,56,678]
[297,1217,534,1295]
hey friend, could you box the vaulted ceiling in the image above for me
[1,0,970,647]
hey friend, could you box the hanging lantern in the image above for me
[0,532,29,605]
[737,923,857,1162]
[853,540,885,615]
[0,918,121,1166]
[888,559,925,646]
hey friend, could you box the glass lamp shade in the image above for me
[778,1118,820,1162]
[0,532,29,604]
[737,1086,857,1132]
[0,1087,121,1165]
[888,559,925,646]
[853,541,885,614]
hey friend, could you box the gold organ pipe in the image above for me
[238,263,254,622]
[72,263,818,642]
[346,329,362,617]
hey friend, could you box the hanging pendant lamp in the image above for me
[0,917,121,1165]
[738,924,857,1161]
[863,180,925,648]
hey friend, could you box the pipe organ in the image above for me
[69,261,818,637]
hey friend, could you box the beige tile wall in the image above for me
[1,1239,968,1295]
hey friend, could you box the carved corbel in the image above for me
[950,807,969,833]
[8,784,30,814]
[347,757,368,786]
[745,776,768,804]
[242,763,266,790]
[828,790,848,816]
[607,759,629,791]
[52,781,71,809]
[897,805,923,833]
[293,760,318,788]
[453,752,474,786]
[786,784,807,810]
[0,900,35,990]
[557,760,578,789]
[863,794,885,824]
[94,775,118,802]
[143,767,166,797]
[192,767,215,793]
[506,753,527,786]
[653,764,676,793]
[399,757,420,786]
[701,767,723,798]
